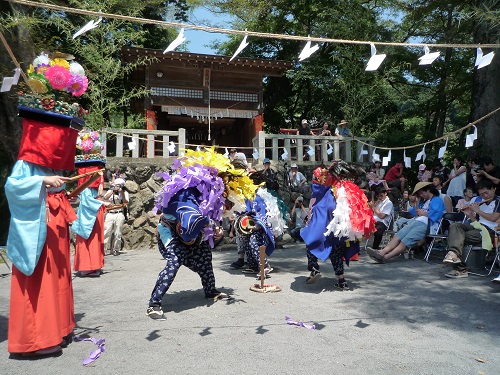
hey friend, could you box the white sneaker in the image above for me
[491,275,500,283]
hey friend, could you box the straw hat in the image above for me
[412,181,432,195]
[338,120,349,126]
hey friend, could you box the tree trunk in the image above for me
[471,1,500,163]
[0,2,36,243]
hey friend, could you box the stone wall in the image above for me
[105,158,170,250]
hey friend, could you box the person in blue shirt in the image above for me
[367,182,445,263]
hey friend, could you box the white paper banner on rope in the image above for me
[230,32,249,62]
[415,144,426,162]
[298,38,320,62]
[281,148,289,161]
[0,68,21,92]
[252,148,259,160]
[327,143,334,155]
[73,15,102,39]
[418,46,440,65]
[465,126,477,148]
[475,48,495,69]
[372,148,380,162]
[127,139,136,150]
[366,43,386,71]
[404,150,412,169]
[358,145,368,160]
[307,145,315,156]
[168,141,176,154]
[224,147,229,158]
[163,28,186,53]
[438,138,448,158]
[382,150,392,167]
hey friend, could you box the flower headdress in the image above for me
[28,52,88,97]
[18,52,89,119]
[77,128,102,154]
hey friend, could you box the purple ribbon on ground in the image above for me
[75,336,106,365]
[285,316,316,330]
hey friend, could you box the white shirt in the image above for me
[415,199,431,225]
[106,190,129,205]
[289,171,306,187]
[373,196,393,227]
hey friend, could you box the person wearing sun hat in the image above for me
[366,181,445,263]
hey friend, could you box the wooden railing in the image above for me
[252,131,376,164]
[101,128,186,158]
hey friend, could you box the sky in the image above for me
[183,7,231,55]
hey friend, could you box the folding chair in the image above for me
[464,231,499,277]
[424,212,465,262]
[0,246,12,273]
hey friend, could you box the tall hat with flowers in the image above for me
[17,52,89,170]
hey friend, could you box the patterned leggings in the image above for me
[246,230,269,271]
[149,236,216,307]
[306,244,344,276]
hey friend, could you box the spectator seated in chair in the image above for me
[367,182,444,263]
[442,179,500,278]
[368,187,394,249]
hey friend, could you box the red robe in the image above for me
[73,166,105,272]
[8,192,76,353]
[74,204,106,271]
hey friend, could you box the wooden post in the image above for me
[259,245,266,288]
[116,133,124,157]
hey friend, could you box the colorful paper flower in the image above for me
[50,58,71,70]
[80,138,95,153]
[28,74,50,94]
[45,65,71,90]
[69,61,85,77]
[72,76,88,97]
[66,75,85,96]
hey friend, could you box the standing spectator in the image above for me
[417,164,432,182]
[297,118,314,138]
[297,119,314,160]
[103,178,129,256]
[319,121,332,136]
[368,187,394,249]
[289,163,309,194]
[335,120,353,138]
[289,196,309,242]
[335,120,353,160]
[473,157,500,192]
[443,179,500,278]
[466,158,481,189]
[385,162,406,191]
[446,157,467,206]
[432,160,450,193]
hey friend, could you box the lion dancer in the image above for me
[71,133,106,277]
[301,163,375,289]
[147,148,259,320]
[5,107,84,356]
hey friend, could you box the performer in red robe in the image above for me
[72,160,106,277]
[6,106,83,356]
